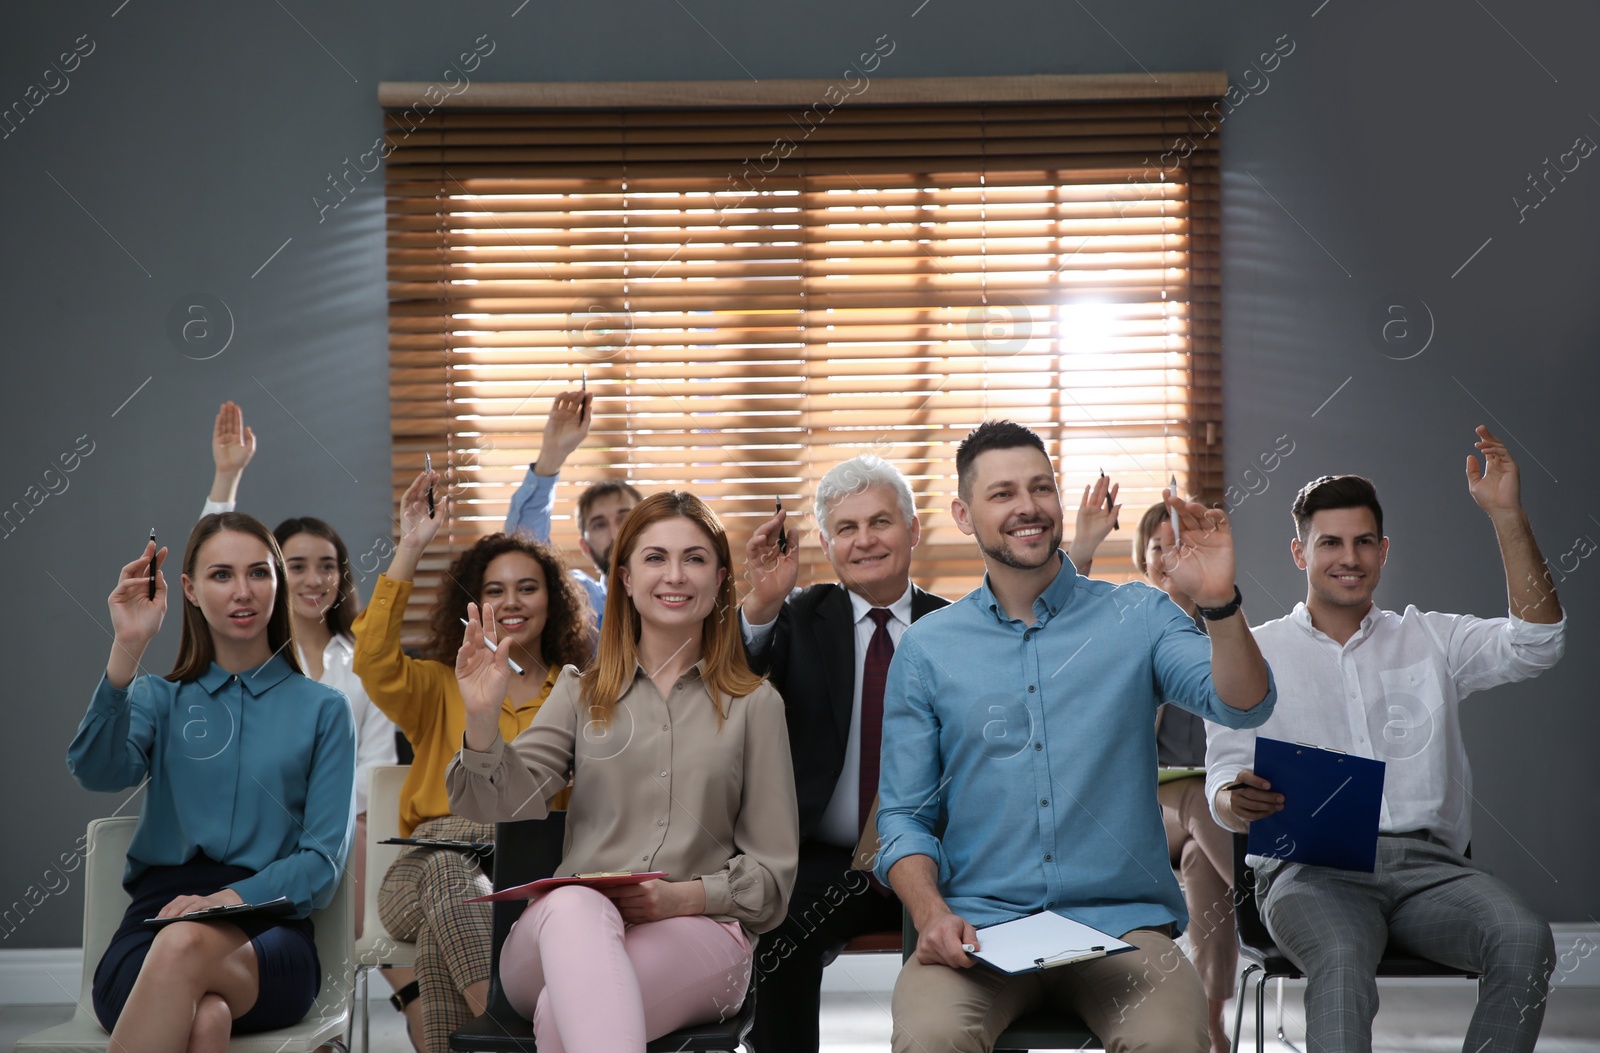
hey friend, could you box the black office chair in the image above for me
[900,910,1102,1051]
[1229,833,1480,1053]
[449,812,755,1052]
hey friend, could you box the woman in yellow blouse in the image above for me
[352,468,592,1052]
[448,490,799,1053]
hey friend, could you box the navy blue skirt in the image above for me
[92,857,320,1034]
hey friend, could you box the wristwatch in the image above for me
[1196,584,1243,621]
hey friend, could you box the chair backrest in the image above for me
[74,816,139,1021]
[357,765,413,960]
[481,814,569,1026]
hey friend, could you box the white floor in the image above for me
[3,982,1598,1052]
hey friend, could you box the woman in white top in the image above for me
[204,402,399,935]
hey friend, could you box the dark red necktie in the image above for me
[859,608,895,839]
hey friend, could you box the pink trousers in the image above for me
[500,885,752,1053]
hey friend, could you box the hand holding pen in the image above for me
[397,469,447,556]
[105,536,169,689]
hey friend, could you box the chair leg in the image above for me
[1254,969,1271,1053]
[357,965,369,1053]
[1232,964,1260,1053]
[1274,976,1302,1053]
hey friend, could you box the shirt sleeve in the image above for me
[1203,715,1257,833]
[698,686,799,933]
[351,574,448,745]
[446,669,580,823]
[505,468,558,541]
[229,690,357,915]
[873,638,951,886]
[201,499,234,516]
[740,608,778,653]
[1441,610,1566,697]
[1148,588,1276,729]
[66,674,158,792]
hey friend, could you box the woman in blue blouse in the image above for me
[67,512,355,1050]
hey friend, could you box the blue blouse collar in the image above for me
[197,652,296,696]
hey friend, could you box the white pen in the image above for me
[962,943,977,953]
[460,617,527,676]
[1168,474,1181,544]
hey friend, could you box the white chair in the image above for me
[349,764,415,1053]
[16,815,355,1053]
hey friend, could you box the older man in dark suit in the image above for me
[742,454,1119,1053]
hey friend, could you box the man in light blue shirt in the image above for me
[875,421,1277,1053]
[504,389,640,630]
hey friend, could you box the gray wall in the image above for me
[2,1,1595,949]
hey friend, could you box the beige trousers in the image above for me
[1158,775,1238,1000]
[890,928,1209,1053]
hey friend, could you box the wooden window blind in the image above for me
[384,75,1225,637]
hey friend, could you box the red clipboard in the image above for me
[467,871,667,903]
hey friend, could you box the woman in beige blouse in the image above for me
[447,490,799,1052]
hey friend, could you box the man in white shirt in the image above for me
[1206,426,1564,1053]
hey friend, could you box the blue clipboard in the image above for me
[1245,737,1386,872]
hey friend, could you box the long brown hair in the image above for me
[423,533,593,670]
[167,513,304,683]
[273,517,358,641]
[581,491,763,724]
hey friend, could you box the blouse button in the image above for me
[657,819,665,827]
[662,724,669,731]
[660,771,668,778]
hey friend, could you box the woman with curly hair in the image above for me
[352,468,594,1052]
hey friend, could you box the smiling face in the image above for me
[182,529,279,645]
[280,532,339,624]
[479,551,549,652]
[821,484,921,606]
[1292,506,1388,614]
[619,515,728,635]
[952,445,1064,572]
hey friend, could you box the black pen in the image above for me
[148,528,157,600]
[425,452,436,519]
[580,369,588,423]
[775,499,788,554]
[1099,467,1119,530]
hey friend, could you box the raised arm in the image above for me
[1466,425,1562,624]
[505,390,593,539]
[67,540,169,790]
[1162,491,1272,710]
[207,401,256,508]
[741,502,800,629]
[1067,472,1120,574]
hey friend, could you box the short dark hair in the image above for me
[955,420,1048,500]
[1291,474,1384,541]
[576,480,643,537]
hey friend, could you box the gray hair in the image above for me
[813,454,918,542]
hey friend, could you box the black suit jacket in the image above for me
[745,582,950,842]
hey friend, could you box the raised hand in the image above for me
[457,602,512,750]
[209,401,256,504]
[533,390,595,476]
[398,468,447,550]
[1068,474,1120,572]
[1465,425,1522,516]
[1159,490,1236,609]
[106,539,169,689]
[742,504,800,626]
